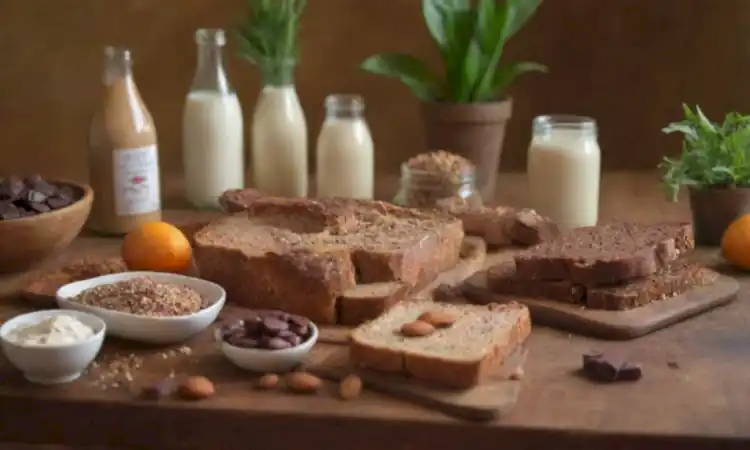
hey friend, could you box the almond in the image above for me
[338,374,363,401]
[178,376,215,400]
[400,320,435,337]
[418,310,457,328]
[284,371,322,394]
[256,373,280,390]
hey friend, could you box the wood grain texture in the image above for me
[0,174,750,449]
[2,0,749,181]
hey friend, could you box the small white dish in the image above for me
[215,321,318,373]
[56,271,225,345]
[0,309,106,385]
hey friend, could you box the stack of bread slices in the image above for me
[484,222,718,310]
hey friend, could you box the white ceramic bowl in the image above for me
[56,271,225,345]
[0,309,106,385]
[215,320,318,373]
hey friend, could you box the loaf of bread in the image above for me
[350,300,531,389]
[487,258,717,310]
[513,222,694,285]
[435,197,560,247]
[194,195,464,324]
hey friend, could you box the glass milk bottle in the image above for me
[251,60,308,197]
[88,47,162,235]
[316,95,374,199]
[527,115,601,230]
[182,29,244,209]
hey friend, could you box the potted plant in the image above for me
[660,104,750,246]
[360,0,547,200]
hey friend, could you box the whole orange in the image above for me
[721,214,750,269]
[122,222,193,274]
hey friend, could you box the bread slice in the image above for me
[487,258,717,310]
[436,198,560,247]
[350,300,531,389]
[514,222,694,285]
[337,282,411,326]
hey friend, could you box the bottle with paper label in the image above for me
[88,46,162,235]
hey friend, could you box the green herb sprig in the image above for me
[660,104,750,202]
[359,0,547,103]
[235,0,306,85]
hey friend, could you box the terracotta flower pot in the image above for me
[688,186,750,246]
[420,99,513,202]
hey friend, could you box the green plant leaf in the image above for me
[360,53,440,101]
[502,0,543,41]
[480,61,547,100]
[457,39,483,102]
[442,9,478,101]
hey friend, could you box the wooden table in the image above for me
[1,172,748,450]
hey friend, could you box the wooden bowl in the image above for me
[0,180,93,274]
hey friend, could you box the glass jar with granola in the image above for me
[393,150,482,209]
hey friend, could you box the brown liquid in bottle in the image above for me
[88,47,162,236]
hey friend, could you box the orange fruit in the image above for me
[721,214,750,269]
[122,221,193,274]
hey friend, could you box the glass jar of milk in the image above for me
[182,29,244,210]
[527,115,601,230]
[315,94,374,199]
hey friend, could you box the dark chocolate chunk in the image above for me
[0,203,21,220]
[46,196,72,209]
[261,317,289,334]
[289,315,309,328]
[581,352,642,383]
[265,337,293,350]
[0,175,25,200]
[28,175,58,197]
[26,190,48,204]
[617,362,643,381]
[227,335,259,348]
[141,378,176,400]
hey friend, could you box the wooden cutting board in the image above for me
[306,344,526,423]
[462,271,739,340]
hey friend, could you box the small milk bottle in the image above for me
[526,115,601,230]
[251,59,308,197]
[182,28,245,209]
[316,94,374,199]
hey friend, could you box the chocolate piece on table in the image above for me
[581,352,642,383]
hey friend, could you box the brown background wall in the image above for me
[0,0,746,181]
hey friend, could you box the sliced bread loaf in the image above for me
[337,282,411,326]
[513,222,694,285]
[193,195,463,324]
[350,300,531,389]
[487,258,716,310]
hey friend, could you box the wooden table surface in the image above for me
[1,172,748,450]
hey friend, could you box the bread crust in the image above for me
[349,302,531,389]
[514,222,694,285]
[338,282,411,326]
[487,258,716,310]
[198,193,464,324]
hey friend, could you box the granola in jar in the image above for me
[393,150,483,209]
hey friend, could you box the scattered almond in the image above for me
[509,367,524,381]
[418,310,457,328]
[284,371,322,394]
[178,376,215,400]
[400,320,435,337]
[339,374,363,401]
[256,373,280,390]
